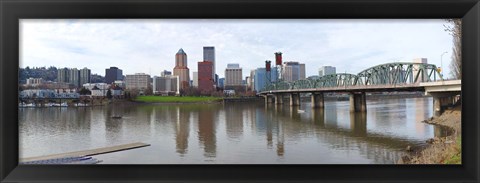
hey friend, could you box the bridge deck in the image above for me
[259,80,461,95]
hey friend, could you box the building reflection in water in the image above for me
[276,119,285,156]
[225,104,243,140]
[197,106,217,157]
[175,106,190,155]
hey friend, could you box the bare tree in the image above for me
[444,19,461,79]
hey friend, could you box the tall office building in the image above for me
[173,48,190,90]
[225,63,243,87]
[105,67,123,84]
[125,73,151,90]
[192,72,199,87]
[282,62,304,82]
[57,68,69,83]
[198,61,214,93]
[69,68,80,87]
[79,67,91,86]
[299,63,306,80]
[203,46,215,81]
[319,66,336,77]
[254,68,278,92]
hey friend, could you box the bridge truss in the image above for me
[263,62,443,91]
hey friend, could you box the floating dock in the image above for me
[20,142,150,162]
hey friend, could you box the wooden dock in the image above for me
[20,142,150,162]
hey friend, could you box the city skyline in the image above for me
[21,19,455,79]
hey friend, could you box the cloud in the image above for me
[20,19,454,79]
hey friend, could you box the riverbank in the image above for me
[398,105,461,164]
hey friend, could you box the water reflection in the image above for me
[175,106,190,155]
[20,98,445,164]
[350,112,367,137]
[197,105,216,158]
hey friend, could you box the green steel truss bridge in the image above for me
[263,62,443,92]
[259,62,461,116]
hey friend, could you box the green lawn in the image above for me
[135,96,223,103]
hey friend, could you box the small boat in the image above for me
[297,110,305,113]
[111,116,122,119]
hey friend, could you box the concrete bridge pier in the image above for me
[264,95,275,105]
[289,93,300,106]
[275,94,284,105]
[311,92,324,108]
[349,92,366,112]
[430,92,461,116]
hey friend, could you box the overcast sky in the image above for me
[20,19,455,79]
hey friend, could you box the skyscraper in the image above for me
[198,61,214,93]
[299,63,306,80]
[319,66,336,77]
[282,62,300,82]
[192,72,198,87]
[254,68,278,92]
[69,68,80,87]
[173,48,190,90]
[57,68,69,83]
[225,63,243,87]
[203,46,215,81]
[105,67,123,84]
[79,67,91,86]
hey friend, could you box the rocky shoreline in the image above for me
[397,105,461,164]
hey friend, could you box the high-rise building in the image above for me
[79,67,91,86]
[319,66,336,77]
[105,67,123,84]
[153,75,179,95]
[299,63,306,80]
[69,68,80,87]
[225,63,243,87]
[192,72,199,87]
[254,68,278,92]
[125,73,151,91]
[282,62,303,82]
[203,46,215,81]
[198,61,214,93]
[173,48,190,90]
[57,68,69,83]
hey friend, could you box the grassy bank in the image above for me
[400,105,462,164]
[134,96,223,103]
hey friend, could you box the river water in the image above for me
[19,97,449,164]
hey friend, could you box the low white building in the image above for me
[19,89,79,98]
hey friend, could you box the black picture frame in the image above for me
[1,0,479,182]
